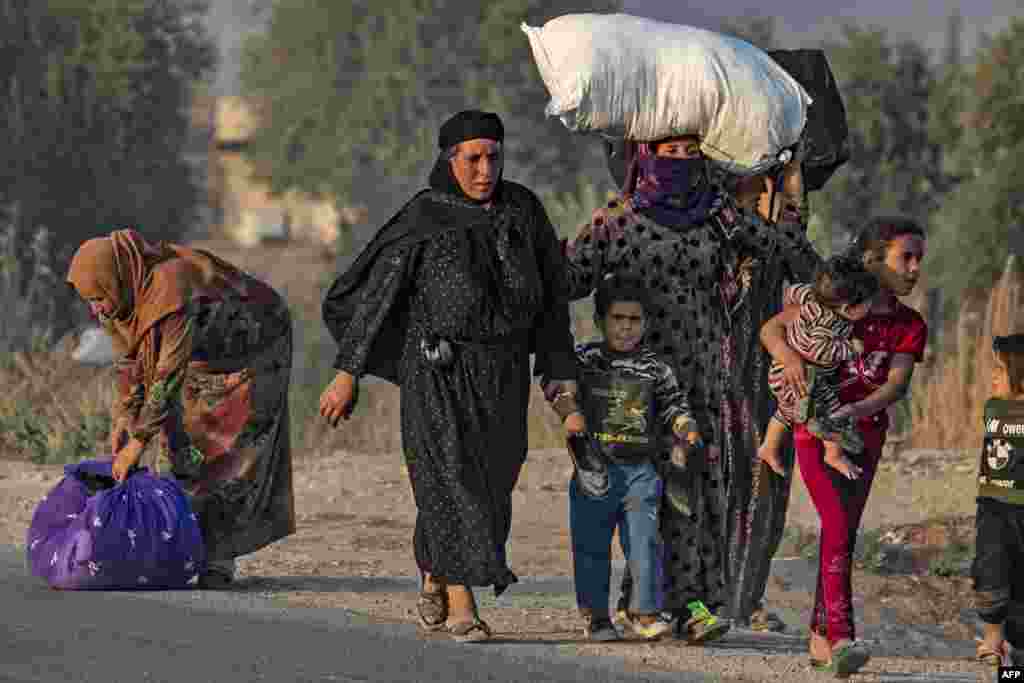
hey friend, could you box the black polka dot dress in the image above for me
[565,194,820,615]
[566,195,734,611]
[326,185,575,594]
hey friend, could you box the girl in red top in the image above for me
[761,216,927,677]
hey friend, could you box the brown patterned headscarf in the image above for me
[66,229,242,354]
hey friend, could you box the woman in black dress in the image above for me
[319,111,578,642]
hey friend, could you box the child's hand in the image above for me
[564,411,586,436]
[671,416,702,468]
[852,338,865,355]
[672,416,699,441]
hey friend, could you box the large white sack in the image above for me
[521,13,812,175]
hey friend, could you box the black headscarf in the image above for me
[324,110,543,384]
[995,335,1024,354]
[427,110,505,203]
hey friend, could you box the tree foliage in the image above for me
[0,0,215,341]
[811,25,949,251]
[0,0,214,242]
[927,18,1024,299]
[239,0,621,237]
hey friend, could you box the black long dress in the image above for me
[717,221,820,623]
[322,181,575,593]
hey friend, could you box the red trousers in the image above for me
[794,417,886,643]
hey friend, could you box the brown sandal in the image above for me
[417,590,448,631]
[446,618,492,643]
[749,608,786,633]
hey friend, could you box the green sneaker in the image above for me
[681,600,731,645]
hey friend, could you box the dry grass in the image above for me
[909,255,1024,449]
[0,346,114,462]
[7,231,1013,465]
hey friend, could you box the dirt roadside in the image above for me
[0,445,996,682]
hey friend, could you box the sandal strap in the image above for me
[448,619,492,637]
[417,590,448,627]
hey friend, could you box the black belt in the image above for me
[448,332,528,351]
[420,332,527,367]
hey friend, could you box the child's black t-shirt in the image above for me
[576,342,693,464]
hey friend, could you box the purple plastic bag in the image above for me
[25,459,206,590]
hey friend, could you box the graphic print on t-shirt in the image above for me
[837,305,927,414]
[583,372,653,444]
[986,438,1012,471]
[978,398,1024,504]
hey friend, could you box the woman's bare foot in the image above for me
[809,629,830,663]
[757,443,787,476]
[445,584,479,625]
[977,623,1009,665]
[823,451,863,480]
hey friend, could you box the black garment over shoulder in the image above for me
[321,181,575,594]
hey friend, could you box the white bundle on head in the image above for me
[522,13,812,176]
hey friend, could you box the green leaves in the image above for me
[1,0,215,266]
[808,23,950,257]
[239,0,620,215]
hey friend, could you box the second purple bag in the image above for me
[26,459,206,590]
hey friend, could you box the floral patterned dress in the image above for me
[113,275,295,562]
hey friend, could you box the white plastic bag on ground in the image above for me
[522,13,812,175]
[72,326,116,366]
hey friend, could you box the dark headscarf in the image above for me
[624,141,719,228]
[324,110,550,384]
[428,110,505,203]
[995,335,1024,354]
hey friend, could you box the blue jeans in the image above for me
[570,460,663,615]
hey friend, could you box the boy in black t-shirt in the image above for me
[973,333,1024,667]
[549,277,710,642]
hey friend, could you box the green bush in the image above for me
[0,397,110,465]
[929,542,972,578]
[854,527,887,572]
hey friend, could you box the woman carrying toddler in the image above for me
[761,216,927,676]
[758,255,879,480]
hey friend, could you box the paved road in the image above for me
[1,546,706,683]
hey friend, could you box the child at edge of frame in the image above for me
[972,333,1024,669]
[546,274,704,642]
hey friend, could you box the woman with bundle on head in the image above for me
[66,229,296,588]
[319,110,577,642]
[600,46,851,633]
[559,130,820,641]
